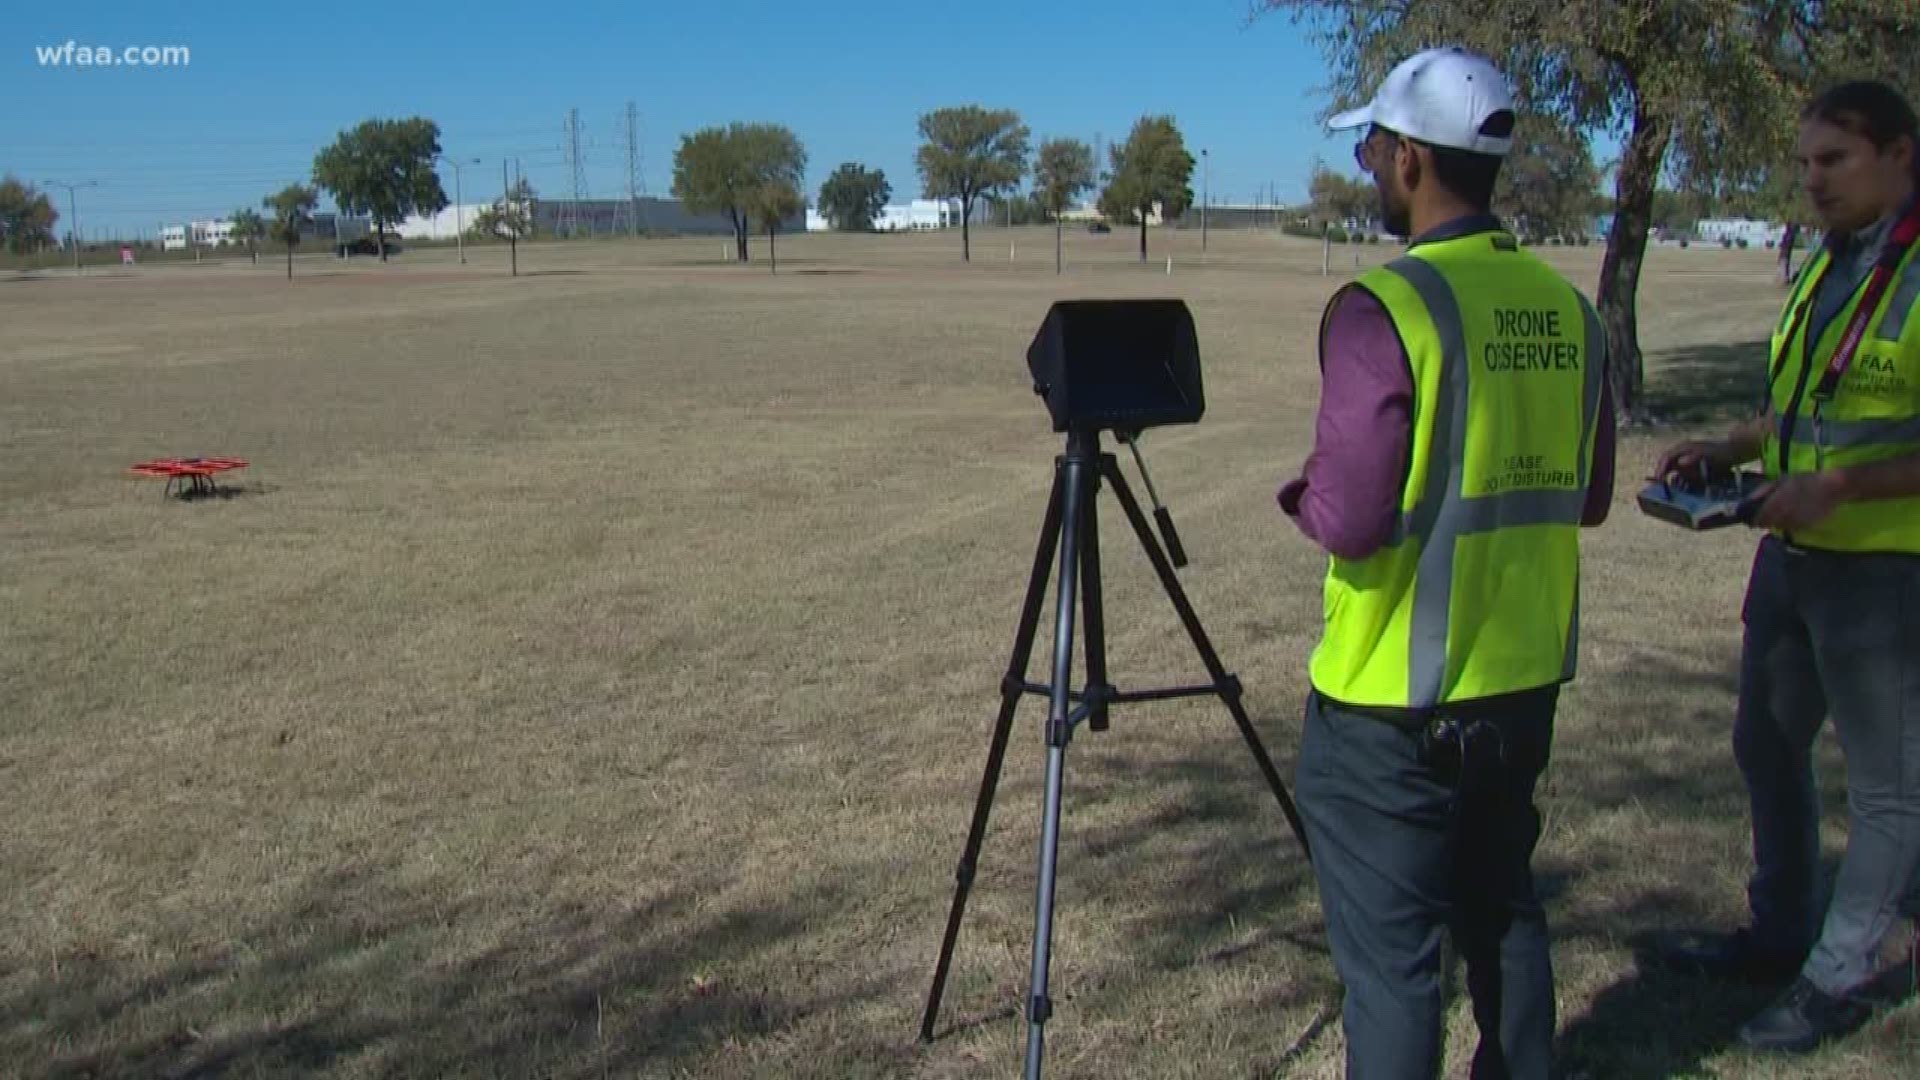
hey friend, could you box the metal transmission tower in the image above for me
[625,101,645,236]
[563,107,589,237]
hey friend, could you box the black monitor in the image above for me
[1026,299,1205,434]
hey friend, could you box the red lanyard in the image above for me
[1810,202,1920,403]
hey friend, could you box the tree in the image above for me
[1495,116,1602,242]
[1308,161,1374,227]
[752,179,805,273]
[817,163,891,232]
[472,178,535,276]
[915,106,1030,261]
[1099,115,1195,262]
[264,184,317,280]
[1650,187,1706,237]
[1257,0,1920,420]
[228,208,265,264]
[1034,138,1096,273]
[672,123,807,262]
[0,176,58,255]
[311,117,448,262]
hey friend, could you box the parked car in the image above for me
[1086,221,1112,234]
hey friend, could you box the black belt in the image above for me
[1318,684,1560,735]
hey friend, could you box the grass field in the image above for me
[2,225,1914,1079]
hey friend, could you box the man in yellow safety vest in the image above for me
[1655,79,1920,1053]
[1278,46,1614,1079]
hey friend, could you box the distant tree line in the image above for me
[667,106,1197,266]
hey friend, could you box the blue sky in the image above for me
[8,0,1368,240]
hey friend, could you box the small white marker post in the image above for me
[1322,224,1331,276]
[1166,255,1172,275]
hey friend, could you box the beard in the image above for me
[1378,183,1411,238]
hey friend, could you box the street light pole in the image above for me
[439,155,481,264]
[1201,149,1209,254]
[43,180,97,274]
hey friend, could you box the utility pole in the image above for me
[1201,149,1209,254]
[502,158,518,276]
[43,179,97,273]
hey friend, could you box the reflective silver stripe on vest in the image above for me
[1383,256,1600,707]
[1776,411,1920,450]
[1875,255,1920,342]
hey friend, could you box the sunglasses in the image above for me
[1353,126,1407,174]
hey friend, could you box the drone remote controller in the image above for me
[1636,466,1770,531]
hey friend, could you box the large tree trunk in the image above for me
[961,196,971,262]
[1138,211,1148,262]
[1597,100,1672,423]
[769,226,777,274]
[733,212,749,263]
[376,222,388,262]
[286,243,293,280]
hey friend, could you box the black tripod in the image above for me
[919,427,1312,1079]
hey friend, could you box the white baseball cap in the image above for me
[1327,47,1516,157]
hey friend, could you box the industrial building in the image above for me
[531,198,805,238]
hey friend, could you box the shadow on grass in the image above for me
[1,863,891,1079]
[1640,339,1771,425]
[1545,646,1894,1077]
[914,685,1332,1061]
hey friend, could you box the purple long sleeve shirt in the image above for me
[1279,285,1616,560]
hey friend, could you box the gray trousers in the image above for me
[1737,534,1920,994]
[1296,689,1557,1080]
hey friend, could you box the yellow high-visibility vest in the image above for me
[1309,230,1604,709]
[1761,224,1920,554]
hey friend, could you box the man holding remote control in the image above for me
[1654,79,1920,1052]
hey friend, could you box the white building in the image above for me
[876,200,962,231]
[804,199,967,233]
[1697,217,1785,248]
[191,219,235,246]
[160,220,237,250]
[394,203,496,241]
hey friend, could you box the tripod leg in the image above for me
[1079,464,1110,733]
[1100,459,1312,860]
[1025,447,1091,1080]
[921,466,1068,1042]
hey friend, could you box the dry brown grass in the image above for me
[2,226,1914,1078]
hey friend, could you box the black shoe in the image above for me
[1650,928,1805,984]
[1737,977,1873,1052]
